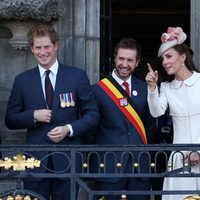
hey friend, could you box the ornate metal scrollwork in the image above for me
[0,154,40,171]
[0,194,38,200]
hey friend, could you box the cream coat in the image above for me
[148,71,200,200]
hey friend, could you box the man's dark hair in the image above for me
[114,38,141,60]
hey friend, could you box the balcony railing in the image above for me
[0,144,200,200]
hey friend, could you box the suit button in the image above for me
[128,132,131,135]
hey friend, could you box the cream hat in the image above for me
[183,195,200,200]
[158,27,187,57]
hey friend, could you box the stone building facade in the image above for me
[0,0,99,193]
[0,0,200,195]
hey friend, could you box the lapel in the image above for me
[130,75,138,99]
[30,67,47,108]
[130,75,135,98]
[52,64,66,110]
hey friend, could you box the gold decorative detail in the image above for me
[82,163,88,168]
[15,195,23,200]
[168,163,172,168]
[99,163,104,168]
[0,195,38,200]
[7,196,14,200]
[121,194,127,199]
[116,163,122,168]
[184,163,189,167]
[151,163,155,168]
[0,154,40,171]
[98,197,106,200]
[24,196,31,200]
[133,163,139,168]
[183,195,200,199]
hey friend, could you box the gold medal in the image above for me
[64,93,71,107]
[66,101,71,107]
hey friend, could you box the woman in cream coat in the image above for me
[145,26,200,200]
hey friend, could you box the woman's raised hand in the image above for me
[145,63,158,92]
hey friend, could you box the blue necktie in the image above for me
[45,70,54,109]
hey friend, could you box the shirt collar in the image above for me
[112,69,131,86]
[38,59,59,78]
[170,71,199,89]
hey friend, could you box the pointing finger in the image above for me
[147,63,154,73]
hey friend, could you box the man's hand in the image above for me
[47,126,69,143]
[34,109,52,123]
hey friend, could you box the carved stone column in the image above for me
[0,0,65,49]
[0,21,37,50]
[57,0,100,84]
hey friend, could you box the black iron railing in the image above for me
[0,144,200,200]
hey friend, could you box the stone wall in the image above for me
[0,0,100,193]
[1,0,199,196]
[57,0,100,84]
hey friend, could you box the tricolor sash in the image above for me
[98,77,147,144]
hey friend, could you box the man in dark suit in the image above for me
[92,38,156,200]
[4,23,99,200]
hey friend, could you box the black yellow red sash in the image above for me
[98,77,147,144]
